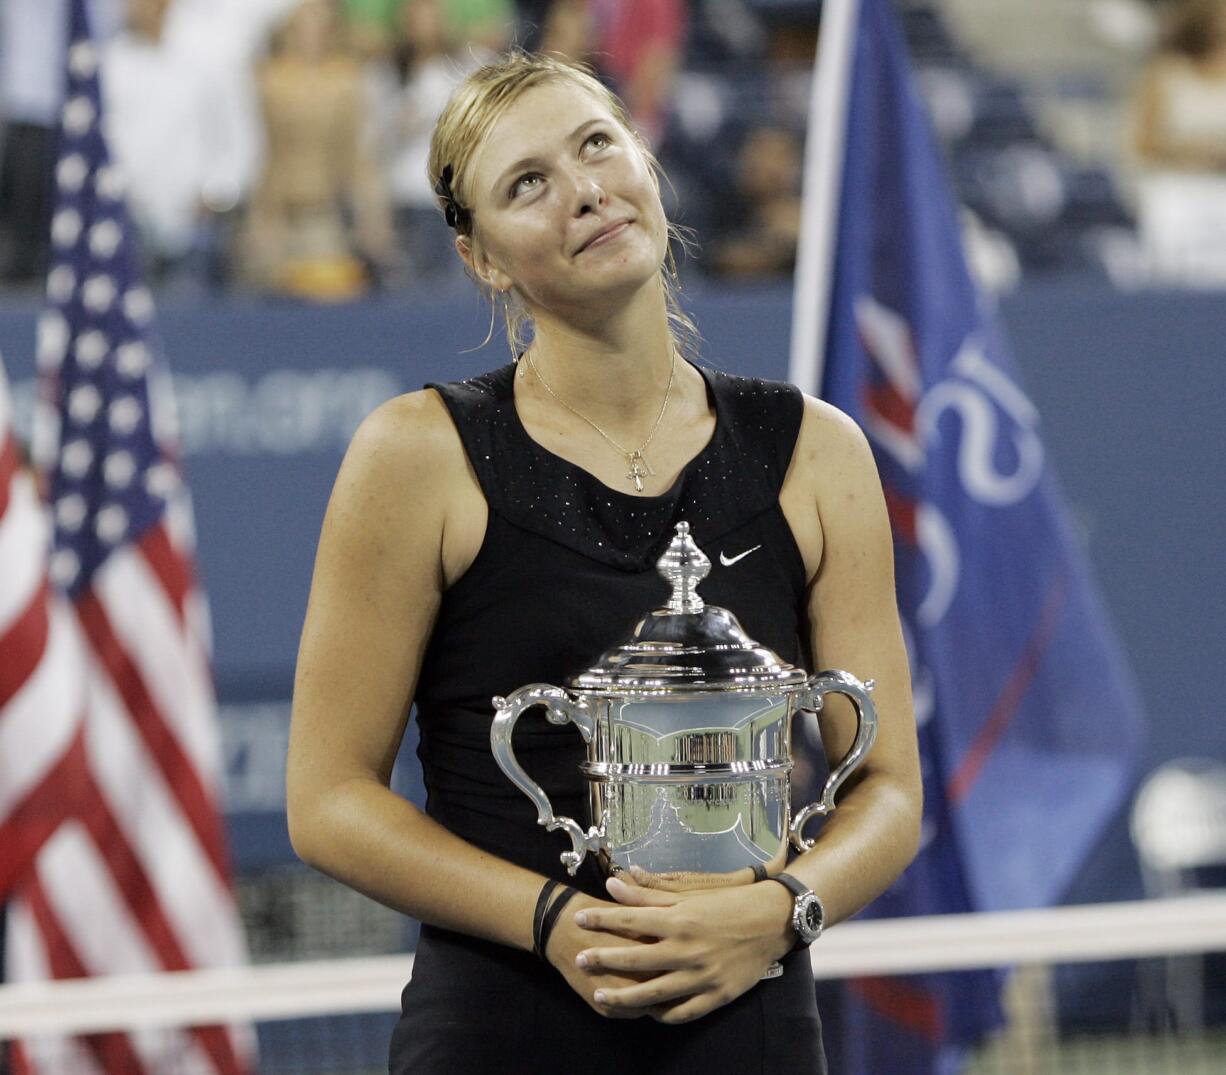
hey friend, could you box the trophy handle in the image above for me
[490,684,602,875]
[789,669,879,852]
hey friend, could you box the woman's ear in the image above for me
[455,235,513,294]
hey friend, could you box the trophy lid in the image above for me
[571,522,809,692]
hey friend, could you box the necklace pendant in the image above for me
[627,451,653,492]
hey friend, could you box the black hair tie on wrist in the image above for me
[538,885,580,963]
[434,164,471,234]
[751,864,768,883]
[532,878,561,959]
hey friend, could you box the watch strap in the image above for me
[771,872,823,948]
[772,872,809,899]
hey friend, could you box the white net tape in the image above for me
[2,895,1225,1038]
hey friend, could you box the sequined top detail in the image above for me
[426,362,804,572]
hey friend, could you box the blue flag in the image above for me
[809,0,1145,1068]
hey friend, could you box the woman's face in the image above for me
[459,81,669,318]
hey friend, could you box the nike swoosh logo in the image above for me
[719,545,762,567]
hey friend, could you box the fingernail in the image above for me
[594,990,607,1005]
[574,911,588,926]
[576,952,589,968]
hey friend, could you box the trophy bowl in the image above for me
[490,522,878,883]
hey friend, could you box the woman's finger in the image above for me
[575,904,672,938]
[593,971,700,1013]
[605,875,678,906]
[577,941,688,975]
[648,994,719,1025]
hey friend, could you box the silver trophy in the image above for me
[490,522,878,883]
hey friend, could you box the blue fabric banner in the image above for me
[819,0,1145,1067]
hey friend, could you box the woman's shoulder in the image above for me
[791,391,878,491]
[795,387,872,446]
[340,388,471,503]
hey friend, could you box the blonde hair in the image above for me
[427,50,699,359]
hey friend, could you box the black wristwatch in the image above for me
[771,872,824,947]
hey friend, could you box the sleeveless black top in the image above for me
[391,362,826,1075]
[413,361,809,894]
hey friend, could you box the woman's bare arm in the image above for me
[285,390,643,1008]
[776,396,922,922]
[573,396,922,1022]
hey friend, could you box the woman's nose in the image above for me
[570,171,606,216]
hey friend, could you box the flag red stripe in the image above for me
[77,771,198,971]
[850,976,944,1042]
[947,578,1067,804]
[138,522,190,626]
[9,1039,32,1075]
[75,776,245,1075]
[0,433,18,517]
[0,727,88,899]
[190,1026,246,1075]
[0,577,50,708]
[866,379,915,435]
[75,588,231,885]
[882,485,918,545]
[21,876,151,1075]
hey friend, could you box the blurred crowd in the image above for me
[0,0,1224,300]
[0,0,812,300]
[1131,0,1226,282]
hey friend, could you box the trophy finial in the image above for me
[658,521,710,613]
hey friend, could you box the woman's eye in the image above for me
[510,174,542,198]
[586,132,612,151]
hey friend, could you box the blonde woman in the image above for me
[287,51,921,1073]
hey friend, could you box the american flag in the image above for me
[0,2,252,1072]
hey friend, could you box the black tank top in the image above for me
[415,361,808,897]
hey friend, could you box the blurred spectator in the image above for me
[378,0,510,281]
[165,0,298,68]
[0,0,121,286]
[102,0,263,289]
[1132,0,1226,283]
[446,0,516,52]
[239,0,396,300]
[0,0,64,285]
[532,0,686,145]
[707,125,801,280]
[590,0,688,145]
[1134,0,1226,171]
[345,0,512,61]
[343,0,405,60]
[539,0,594,59]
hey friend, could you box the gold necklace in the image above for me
[527,350,676,492]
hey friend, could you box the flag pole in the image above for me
[789,0,861,396]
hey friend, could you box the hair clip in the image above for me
[434,164,471,233]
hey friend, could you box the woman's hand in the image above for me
[571,875,796,1024]
[544,893,658,1019]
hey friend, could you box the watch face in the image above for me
[801,899,822,934]
[794,892,823,943]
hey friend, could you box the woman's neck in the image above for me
[524,279,678,426]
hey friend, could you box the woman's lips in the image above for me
[577,219,632,254]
